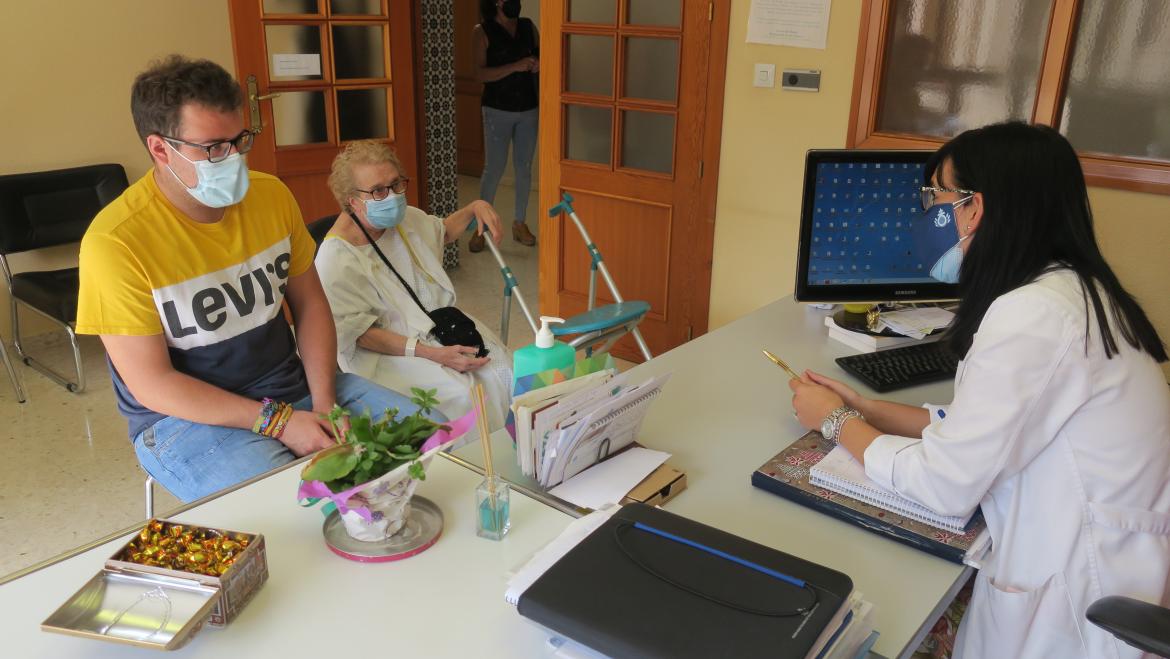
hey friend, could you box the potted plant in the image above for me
[297,388,471,542]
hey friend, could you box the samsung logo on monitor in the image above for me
[894,290,918,295]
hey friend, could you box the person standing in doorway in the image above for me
[469,0,539,253]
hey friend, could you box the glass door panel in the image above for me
[623,38,678,102]
[264,0,320,16]
[265,24,326,82]
[566,35,614,96]
[621,110,674,174]
[568,0,616,24]
[565,105,613,165]
[330,0,382,16]
[626,0,682,27]
[272,91,330,145]
[332,24,387,79]
[338,87,391,141]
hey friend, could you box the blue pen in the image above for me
[631,521,807,588]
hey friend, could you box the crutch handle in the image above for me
[548,192,575,218]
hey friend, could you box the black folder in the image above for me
[517,503,854,659]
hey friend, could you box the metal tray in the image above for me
[323,495,443,562]
[42,568,219,651]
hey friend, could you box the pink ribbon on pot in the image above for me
[297,406,479,520]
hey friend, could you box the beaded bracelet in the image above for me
[268,404,294,439]
[252,398,280,434]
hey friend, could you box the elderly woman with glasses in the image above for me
[315,140,514,430]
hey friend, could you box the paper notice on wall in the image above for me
[272,53,321,77]
[746,0,832,50]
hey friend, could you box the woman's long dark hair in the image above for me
[928,122,1166,362]
[479,0,498,23]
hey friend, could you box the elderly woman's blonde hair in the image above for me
[328,140,405,212]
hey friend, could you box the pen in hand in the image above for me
[762,349,801,380]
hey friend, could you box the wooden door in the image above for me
[539,0,729,361]
[454,1,485,176]
[227,0,424,222]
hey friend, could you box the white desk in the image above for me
[456,296,968,659]
[0,457,573,658]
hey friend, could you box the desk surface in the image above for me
[456,297,968,658]
[4,297,965,658]
[0,457,573,658]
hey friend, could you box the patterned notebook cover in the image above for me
[751,431,985,564]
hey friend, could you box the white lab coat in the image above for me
[864,268,1170,659]
[315,207,512,430]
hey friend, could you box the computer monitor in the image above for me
[794,150,960,303]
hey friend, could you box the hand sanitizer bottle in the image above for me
[513,316,576,387]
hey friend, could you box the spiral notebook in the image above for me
[538,373,671,488]
[810,447,971,533]
[752,432,989,566]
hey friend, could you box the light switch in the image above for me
[753,63,775,88]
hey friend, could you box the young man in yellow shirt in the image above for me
[77,56,428,502]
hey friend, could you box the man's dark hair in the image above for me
[130,55,243,146]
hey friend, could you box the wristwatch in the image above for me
[405,336,418,358]
[821,406,863,444]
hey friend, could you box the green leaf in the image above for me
[303,449,359,482]
[408,461,426,481]
[349,414,374,444]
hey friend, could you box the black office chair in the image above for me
[307,214,339,253]
[0,164,129,393]
[1088,596,1170,657]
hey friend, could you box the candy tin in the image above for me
[42,519,268,650]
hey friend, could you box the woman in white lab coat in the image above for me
[790,123,1170,659]
[316,140,514,430]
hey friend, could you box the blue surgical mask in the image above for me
[925,202,970,283]
[165,143,250,208]
[364,192,406,229]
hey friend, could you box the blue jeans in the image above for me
[133,373,441,503]
[480,106,538,224]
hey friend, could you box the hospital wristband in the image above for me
[405,336,418,358]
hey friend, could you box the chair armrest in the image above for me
[1086,595,1170,658]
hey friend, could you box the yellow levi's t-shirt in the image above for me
[77,169,316,438]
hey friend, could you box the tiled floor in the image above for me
[0,176,543,579]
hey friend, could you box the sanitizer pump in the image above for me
[513,316,576,387]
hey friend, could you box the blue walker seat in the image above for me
[553,302,650,337]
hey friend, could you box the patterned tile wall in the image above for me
[419,0,461,270]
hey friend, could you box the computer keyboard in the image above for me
[835,342,960,393]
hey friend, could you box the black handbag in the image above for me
[354,220,488,358]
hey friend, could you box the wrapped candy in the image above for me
[121,521,247,577]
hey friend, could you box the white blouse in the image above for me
[864,268,1170,659]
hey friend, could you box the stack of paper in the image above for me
[512,369,616,476]
[822,594,879,659]
[874,306,955,339]
[528,372,671,488]
[824,316,937,353]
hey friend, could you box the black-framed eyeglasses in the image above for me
[354,177,410,201]
[162,130,256,163]
[920,185,975,211]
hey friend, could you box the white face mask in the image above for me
[165,142,250,208]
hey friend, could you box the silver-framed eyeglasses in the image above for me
[162,129,256,163]
[354,177,410,200]
[920,185,975,211]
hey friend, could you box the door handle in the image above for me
[245,75,281,134]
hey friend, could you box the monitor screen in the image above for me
[794,150,960,303]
